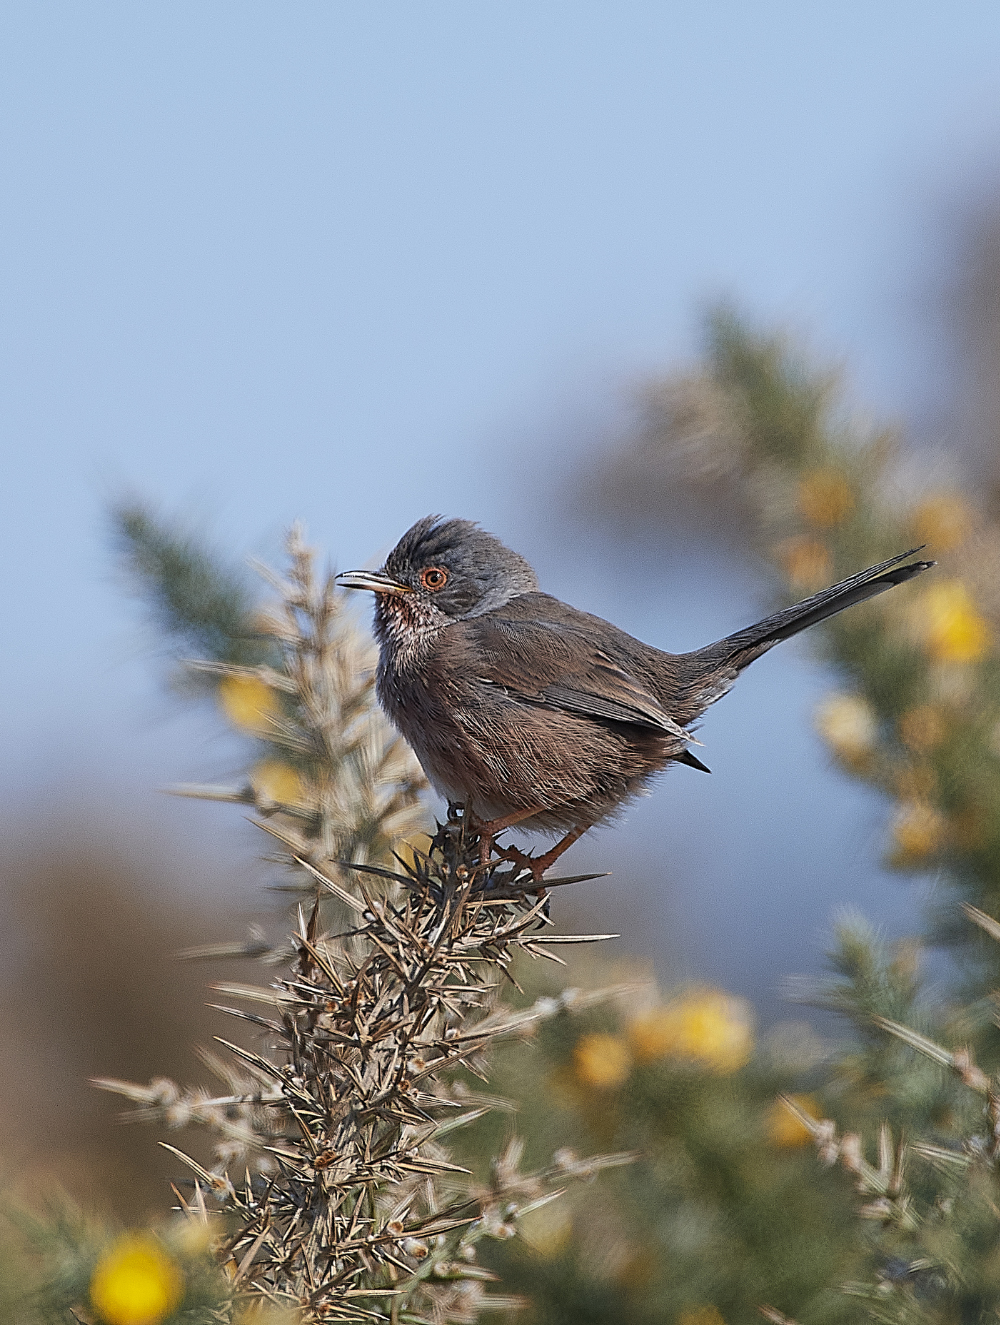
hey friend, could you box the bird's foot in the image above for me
[468,807,543,871]
[492,841,541,882]
[493,823,591,885]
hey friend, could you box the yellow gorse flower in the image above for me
[394,834,434,873]
[218,673,283,735]
[678,1306,726,1325]
[797,468,855,527]
[815,694,877,765]
[628,989,753,1074]
[920,581,990,664]
[572,1032,632,1088]
[768,1093,820,1147]
[518,1200,574,1257]
[913,493,971,553]
[892,800,946,863]
[90,1233,183,1325]
[251,759,308,807]
[775,536,832,592]
[628,1006,679,1061]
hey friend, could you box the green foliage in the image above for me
[36,314,1000,1325]
[788,908,1000,1325]
[707,309,839,468]
[609,310,1000,961]
[0,1197,229,1324]
[459,972,861,1325]
[468,310,1000,1323]
[451,916,1000,1325]
[112,502,274,669]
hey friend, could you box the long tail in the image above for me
[675,548,934,718]
[715,547,934,655]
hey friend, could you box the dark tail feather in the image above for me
[697,548,934,672]
[676,748,712,774]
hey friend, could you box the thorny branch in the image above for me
[96,528,630,1324]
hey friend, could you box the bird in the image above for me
[337,517,933,881]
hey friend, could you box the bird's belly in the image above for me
[379,670,674,834]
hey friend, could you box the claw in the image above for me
[493,842,544,883]
[491,822,594,884]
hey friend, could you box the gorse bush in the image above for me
[595,311,1000,949]
[12,313,1000,1324]
[90,524,631,1323]
[499,309,1000,1325]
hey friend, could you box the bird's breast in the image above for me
[374,631,676,831]
[372,594,445,674]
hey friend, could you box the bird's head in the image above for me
[336,516,539,622]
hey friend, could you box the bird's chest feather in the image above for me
[374,612,497,781]
[373,604,666,821]
[373,598,459,739]
[373,594,444,672]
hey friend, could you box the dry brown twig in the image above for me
[95,527,631,1323]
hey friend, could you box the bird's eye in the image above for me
[420,566,449,591]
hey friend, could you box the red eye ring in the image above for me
[420,566,449,591]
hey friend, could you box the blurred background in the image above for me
[5,0,1000,1223]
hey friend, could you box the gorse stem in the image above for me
[98,523,629,1323]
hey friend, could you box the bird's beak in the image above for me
[336,569,413,596]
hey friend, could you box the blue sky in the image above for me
[4,2,1000,1005]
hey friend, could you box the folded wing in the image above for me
[468,612,692,745]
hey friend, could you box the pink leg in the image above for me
[495,823,592,883]
[469,805,544,868]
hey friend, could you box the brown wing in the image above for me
[468,614,692,744]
